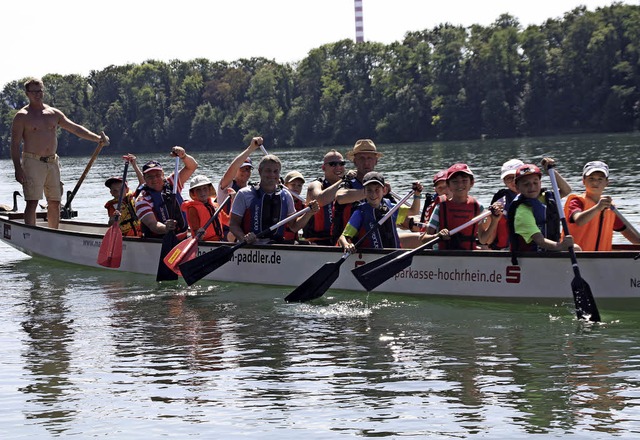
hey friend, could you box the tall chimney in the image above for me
[354,0,364,43]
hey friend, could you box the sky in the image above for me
[1,0,637,90]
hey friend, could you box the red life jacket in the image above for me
[439,196,481,250]
[284,198,306,242]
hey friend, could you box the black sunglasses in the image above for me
[325,161,346,167]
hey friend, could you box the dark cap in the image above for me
[241,157,253,169]
[362,171,385,187]
[514,164,542,182]
[142,160,163,174]
[105,176,123,188]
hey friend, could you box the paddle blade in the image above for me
[179,245,237,286]
[351,250,405,279]
[157,232,179,281]
[571,276,601,322]
[284,259,344,303]
[352,254,414,292]
[97,224,123,268]
[162,238,198,276]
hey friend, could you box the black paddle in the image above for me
[284,190,415,303]
[180,206,312,285]
[352,210,493,292]
[547,165,600,322]
[156,156,181,281]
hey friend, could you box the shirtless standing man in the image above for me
[10,78,109,228]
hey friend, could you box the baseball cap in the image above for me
[446,163,474,180]
[514,164,542,182]
[142,160,163,174]
[284,171,305,184]
[432,169,447,184]
[362,171,385,187]
[500,159,525,179]
[104,176,123,188]
[241,157,253,169]
[582,161,609,177]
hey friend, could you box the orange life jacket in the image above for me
[563,194,615,251]
[181,199,226,241]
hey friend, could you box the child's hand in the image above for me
[342,242,356,254]
[438,229,451,240]
[596,195,612,211]
[122,153,137,163]
[490,202,504,218]
[540,157,556,171]
[412,181,423,194]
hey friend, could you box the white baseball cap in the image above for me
[500,159,524,180]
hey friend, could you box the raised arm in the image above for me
[172,146,198,186]
[219,136,263,191]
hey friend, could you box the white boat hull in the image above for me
[2,214,640,300]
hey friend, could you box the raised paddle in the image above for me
[180,206,312,286]
[284,190,415,303]
[163,195,232,275]
[352,210,493,292]
[61,137,107,219]
[156,156,181,281]
[547,165,600,322]
[97,161,129,268]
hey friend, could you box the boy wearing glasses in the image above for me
[303,149,346,245]
[10,77,110,228]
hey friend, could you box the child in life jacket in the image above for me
[282,170,311,243]
[507,163,578,255]
[563,160,640,251]
[104,154,144,237]
[420,163,497,250]
[181,175,233,242]
[338,172,423,252]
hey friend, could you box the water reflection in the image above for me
[2,133,640,437]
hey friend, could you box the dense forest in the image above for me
[1,3,639,156]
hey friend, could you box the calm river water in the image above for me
[1,133,640,438]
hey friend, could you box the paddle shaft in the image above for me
[548,165,600,322]
[112,162,130,223]
[63,142,105,212]
[611,205,640,238]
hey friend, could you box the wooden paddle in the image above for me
[61,138,106,219]
[548,165,601,322]
[163,195,231,275]
[284,190,415,303]
[97,161,129,268]
[156,156,181,282]
[180,206,312,286]
[352,210,493,292]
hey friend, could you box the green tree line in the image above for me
[1,3,639,156]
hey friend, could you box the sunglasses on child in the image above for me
[325,161,346,167]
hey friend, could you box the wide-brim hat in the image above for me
[189,174,214,190]
[284,171,305,184]
[346,139,383,161]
